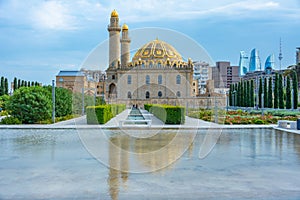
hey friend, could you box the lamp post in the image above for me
[292,88,294,111]
[52,80,55,123]
[232,90,236,109]
[261,93,264,116]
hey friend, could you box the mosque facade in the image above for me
[105,10,194,105]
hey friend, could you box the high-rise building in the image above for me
[212,61,239,89]
[238,51,248,76]
[264,54,275,74]
[249,49,261,72]
[193,61,211,94]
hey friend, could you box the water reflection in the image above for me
[105,129,300,199]
[106,132,195,200]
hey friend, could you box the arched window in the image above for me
[112,75,115,80]
[158,91,162,98]
[141,63,145,68]
[146,75,150,85]
[176,91,181,97]
[127,91,132,99]
[149,62,153,68]
[158,75,162,84]
[176,75,181,84]
[146,91,150,99]
[127,75,131,84]
[158,62,161,68]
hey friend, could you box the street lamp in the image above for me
[232,90,236,108]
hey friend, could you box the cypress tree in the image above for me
[263,77,268,108]
[244,81,247,107]
[0,77,4,96]
[13,77,18,90]
[4,78,8,95]
[24,81,27,87]
[268,76,273,108]
[31,81,35,87]
[258,77,263,108]
[250,79,254,107]
[274,73,279,108]
[234,83,237,106]
[35,81,39,86]
[21,80,25,87]
[286,76,291,109]
[278,73,284,109]
[292,70,298,109]
[246,80,250,107]
[229,84,232,106]
[241,81,244,107]
[18,79,21,89]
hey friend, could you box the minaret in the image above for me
[120,24,131,68]
[108,10,121,68]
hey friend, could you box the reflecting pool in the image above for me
[0,128,300,199]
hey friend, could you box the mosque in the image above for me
[105,10,195,105]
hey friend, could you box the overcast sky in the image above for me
[0,0,299,85]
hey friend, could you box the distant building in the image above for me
[192,80,199,97]
[56,70,105,95]
[264,54,275,74]
[238,51,248,76]
[249,49,261,72]
[296,47,300,64]
[212,61,240,91]
[193,61,211,94]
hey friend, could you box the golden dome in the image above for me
[122,23,128,31]
[111,9,118,17]
[132,39,183,63]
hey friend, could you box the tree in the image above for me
[292,70,298,109]
[0,76,4,96]
[31,81,34,87]
[268,77,273,108]
[237,82,241,107]
[17,79,21,89]
[263,77,268,108]
[286,76,292,109]
[258,77,263,108]
[274,73,278,108]
[44,86,72,117]
[21,80,25,87]
[246,80,250,107]
[24,81,27,87]
[4,78,8,95]
[278,73,284,109]
[7,86,52,124]
[229,84,233,106]
[13,77,18,91]
[250,80,254,107]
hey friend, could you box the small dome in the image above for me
[122,23,128,31]
[132,39,183,63]
[111,9,118,17]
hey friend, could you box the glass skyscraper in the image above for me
[238,51,248,76]
[249,48,261,72]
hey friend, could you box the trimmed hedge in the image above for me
[145,104,185,124]
[86,104,126,124]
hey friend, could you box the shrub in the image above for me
[86,104,126,124]
[253,119,264,124]
[148,104,185,124]
[6,86,51,124]
[0,116,21,124]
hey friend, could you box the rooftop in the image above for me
[57,70,85,77]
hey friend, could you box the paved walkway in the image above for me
[1,108,293,131]
[49,109,277,130]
